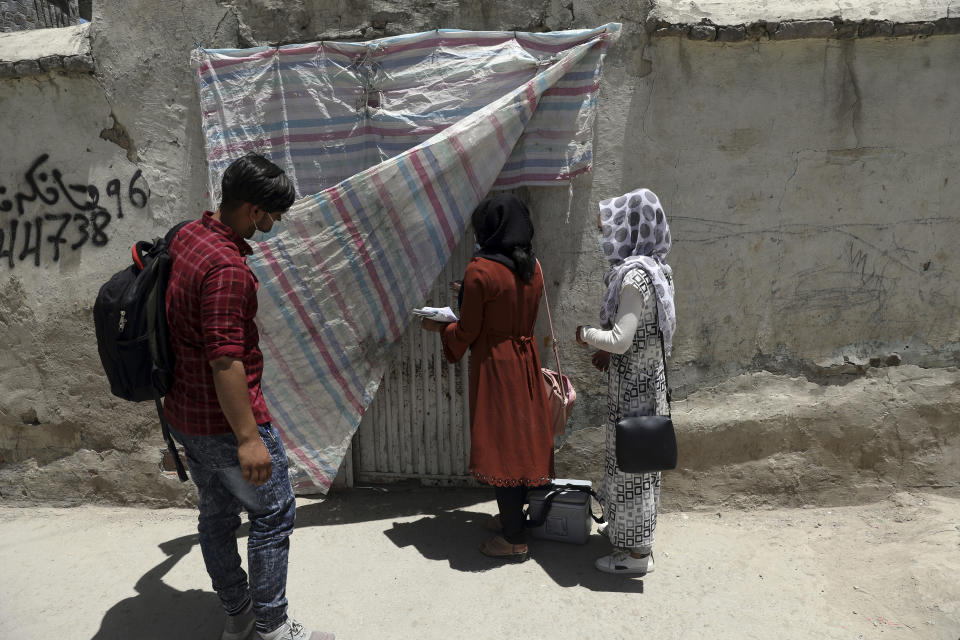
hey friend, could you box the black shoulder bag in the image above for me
[614,327,678,474]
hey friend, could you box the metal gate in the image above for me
[351,234,475,485]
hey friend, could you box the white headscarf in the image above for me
[598,187,676,356]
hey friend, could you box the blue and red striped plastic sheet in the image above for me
[192,24,620,492]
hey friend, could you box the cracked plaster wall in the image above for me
[0,1,239,505]
[0,71,197,505]
[0,0,957,505]
[622,35,960,393]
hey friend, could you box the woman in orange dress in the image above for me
[422,194,554,561]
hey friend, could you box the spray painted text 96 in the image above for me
[0,154,150,269]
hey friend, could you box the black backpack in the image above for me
[94,221,191,481]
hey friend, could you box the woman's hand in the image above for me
[591,350,611,372]
[448,280,463,294]
[575,325,588,347]
[421,318,448,333]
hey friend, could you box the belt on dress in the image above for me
[488,332,534,347]
[487,332,540,394]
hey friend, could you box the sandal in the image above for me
[479,535,528,562]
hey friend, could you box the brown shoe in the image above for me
[479,535,528,562]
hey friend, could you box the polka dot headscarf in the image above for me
[600,188,671,263]
[598,188,676,355]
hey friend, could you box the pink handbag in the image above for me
[542,367,575,437]
[541,275,575,437]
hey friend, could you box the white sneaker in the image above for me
[257,618,335,640]
[595,550,654,575]
[222,601,255,640]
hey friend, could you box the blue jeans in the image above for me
[171,423,296,634]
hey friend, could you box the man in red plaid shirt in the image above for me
[165,153,333,640]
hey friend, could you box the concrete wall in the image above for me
[1,0,79,32]
[0,0,957,505]
[606,33,960,383]
[0,8,238,505]
[534,18,960,425]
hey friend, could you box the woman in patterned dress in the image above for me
[575,187,676,575]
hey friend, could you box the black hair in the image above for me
[510,245,536,283]
[219,152,297,214]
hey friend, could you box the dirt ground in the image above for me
[1,487,958,640]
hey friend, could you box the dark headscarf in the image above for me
[471,194,536,281]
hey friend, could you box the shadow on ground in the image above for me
[91,533,221,639]
[381,508,645,593]
[94,486,639,637]
[293,483,492,527]
[301,485,643,592]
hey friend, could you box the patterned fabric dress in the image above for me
[598,268,667,553]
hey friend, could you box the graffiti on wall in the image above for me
[0,154,150,269]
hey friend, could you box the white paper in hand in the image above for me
[412,306,458,323]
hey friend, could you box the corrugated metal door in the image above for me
[352,234,475,485]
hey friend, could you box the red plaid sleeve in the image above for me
[201,263,256,362]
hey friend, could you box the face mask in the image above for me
[254,211,280,240]
[258,222,279,240]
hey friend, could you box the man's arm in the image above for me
[210,356,272,486]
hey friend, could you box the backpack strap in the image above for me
[154,391,188,482]
[149,219,193,483]
[164,220,191,246]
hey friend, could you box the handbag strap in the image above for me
[658,328,672,415]
[525,483,605,527]
[636,300,672,417]
[539,261,567,393]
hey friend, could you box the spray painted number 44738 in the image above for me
[0,154,151,270]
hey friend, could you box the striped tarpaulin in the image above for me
[192,25,620,491]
